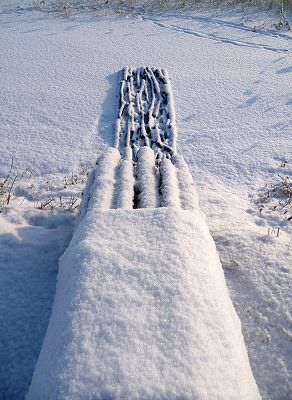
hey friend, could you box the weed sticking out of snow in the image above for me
[31,0,142,17]
[0,162,93,398]
[253,160,292,224]
[0,193,77,400]
[7,0,291,30]
[0,158,31,210]
[0,162,92,215]
[274,1,291,30]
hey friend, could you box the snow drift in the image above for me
[27,147,260,400]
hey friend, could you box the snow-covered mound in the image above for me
[27,147,260,400]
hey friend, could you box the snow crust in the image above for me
[27,205,260,400]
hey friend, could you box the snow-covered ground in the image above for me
[0,1,291,399]
[26,146,260,399]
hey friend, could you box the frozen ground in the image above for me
[0,1,291,399]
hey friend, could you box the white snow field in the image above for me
[27,146,260,400]
[0,2,291,400]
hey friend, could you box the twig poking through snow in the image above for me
[254,168,292,222]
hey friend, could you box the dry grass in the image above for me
[31,0,292,15]
[255,162,292,222]
[0,158,32,210]
[0,159,91,214]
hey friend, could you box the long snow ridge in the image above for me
[27,68,261,400]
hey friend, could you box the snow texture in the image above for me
[89,147,121,210]
[28,70,260,399]
[74,145,202,213]
[160,157,181,208]
[0,205,74,400]
[1,5,291,399]
[136,147,160,209]
[27,69,261,399]
[115,67,177,163]
[27,168,260,399]
[115,147,135,209]
[172,155,200,212]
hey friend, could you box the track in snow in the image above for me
[114,67,177,163]
[78,67,198,215]
[149,19,290,53]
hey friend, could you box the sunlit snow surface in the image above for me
[28,210,260,399]
[27,148,260,399]
[0,2,291,399]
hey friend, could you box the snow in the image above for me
[89,147,120,210]
[0,204,74,400]
[115,67,177,162]
[68,145,197,213]
[26,145,260,399]
[136,147,159,208]
[160,157,181,208]
[115,147,135,209]
[27,204,260,399]
[0,2,291,399]
[172,155,200,212]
